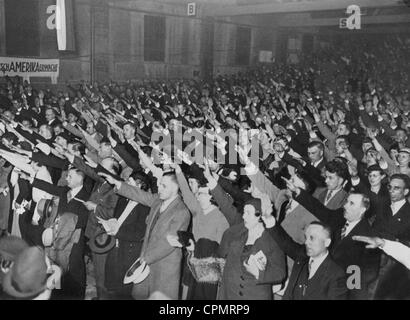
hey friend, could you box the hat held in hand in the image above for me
[89,228,116,254]
[123,258,150,284]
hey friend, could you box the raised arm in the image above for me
[72,155,103,182]
[265,221,306,261]
[175,168,201,217]
[208,179,242,227]
[115,180,158,207]
[294,189,345,230]
[244,162,281,203]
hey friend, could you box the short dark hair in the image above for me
[366,164,385,176]
[325,160,350,182]
[130,171,151,192]
[307,141,324,152]
[389,142,400,153]
[1,132,18,145]
[123,122,136,130]
[162,171,178,185]
[390,174,410,190]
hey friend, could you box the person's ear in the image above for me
[404,188,409,197]
[325,238,331,248]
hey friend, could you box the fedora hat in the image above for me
[37,197,60,229]
[2,246,48,299]
[123,258,150,284]
[89,229,116,254]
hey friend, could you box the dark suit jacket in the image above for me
[371,200,410,300]
[373,200,410,242]
[72,156,118,240]
[267,224,347,300]
[32,178,91,299]
[352,180,389,221]
[104,198,151,294]
[295,190,379,299]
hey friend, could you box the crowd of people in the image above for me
[0,35,410,300]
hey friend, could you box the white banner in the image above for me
[0,57,59,83]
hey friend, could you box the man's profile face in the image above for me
[304,224,330,258]
[325,171,343,191]
[66,169,82,190]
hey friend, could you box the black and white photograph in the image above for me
[0,0,410,304]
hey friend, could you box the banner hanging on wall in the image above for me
[0,56,60,83]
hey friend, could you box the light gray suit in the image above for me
[116,183,190,300]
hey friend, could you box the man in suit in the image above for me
[313,160,349,210]
[370,174,410,300]
[102,172,151,299]
[307,141,326,172]
[100,171,190,300]
[29,167,91,299]
[286,178,379,299]
[67,153,119,300]
[264,217,347,300]
[373,174,410,241]
[44,108,61,128]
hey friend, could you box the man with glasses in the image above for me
[283,177,379,299]
[370,174,410,299]
[373,174,410,241]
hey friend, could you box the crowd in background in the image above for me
[0,34,410,300]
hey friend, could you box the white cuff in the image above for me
[244,162,258,176]
[351,177,360,186]
[264,216,276,229]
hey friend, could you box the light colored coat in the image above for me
[116,183,190,299]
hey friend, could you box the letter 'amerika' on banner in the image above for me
[0,57,60,84]
[56,0,75,51]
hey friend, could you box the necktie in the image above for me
[341,222,350,239]
[67,190,73,203]
[308,259,314,279]
[324,191,333,204]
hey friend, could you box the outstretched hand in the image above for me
[98,172,121,189]
[352,236,385,249]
